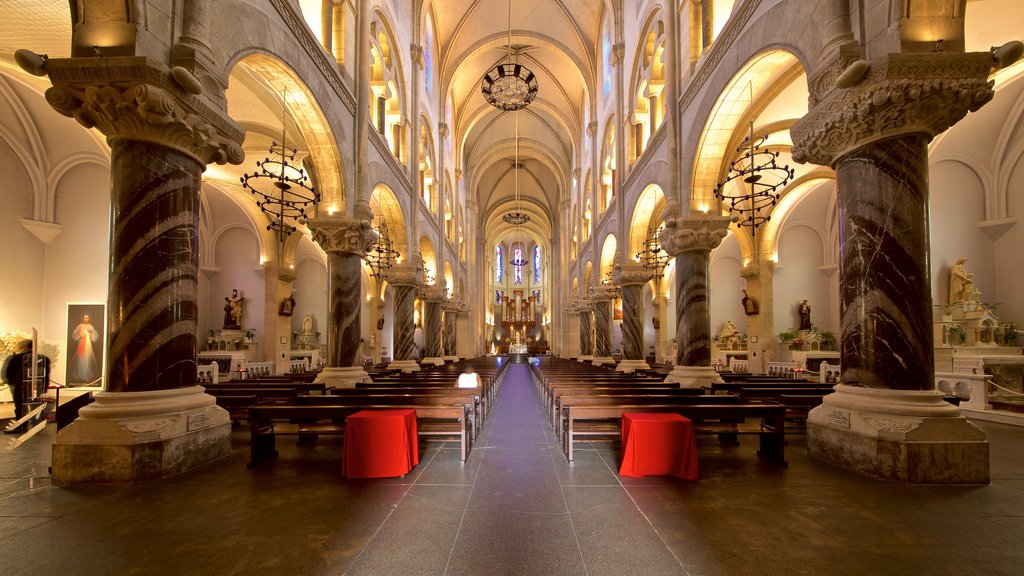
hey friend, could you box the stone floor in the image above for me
[1,365,1023,575]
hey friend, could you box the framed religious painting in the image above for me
[66,303,105,387]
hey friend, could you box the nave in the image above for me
[1,362,1023,575]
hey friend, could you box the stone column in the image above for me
[613,262,651,373]
[791,50,995,484]
[577,299,594,362]
[456,308,472,360]
[443,301,459,361]
[39,57,244,483]
[660,215,732,387]
[591,287,616,366]
[566,308,580,359]
[420,284,446,366]
[306,217,376,387]
[384,262,423,372]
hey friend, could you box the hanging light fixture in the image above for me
[481,0,538,111]
[240,91,320,237]
[365,220,400,283]
[635,223,670,281]
[712,116,794,231]
[502,106,531,227]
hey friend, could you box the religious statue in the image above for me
[742,290,759,315]
[223,289,244,329]
[949,257,975,305]
[279,294,296,316]
[302,313,314,336]
[799,300,812,331]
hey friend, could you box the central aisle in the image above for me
[343,362,689,576]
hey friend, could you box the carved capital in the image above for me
[419,285,448,303]
[659,214,733,256]
[591,286,618,303]
[438,122,449,139]
[277,267,297,283]
[383,263,424,288]
[42,57,244,166]
[587,121,598,138]
[575,297,594,312]
[792,52,994,166]
[613,262,651,286]
[306,217,377,257]
[411,44,425,67]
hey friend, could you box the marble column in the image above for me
[420,285,446,366]
[791,50,995,484]
[591,287,616,366]
[443,302,460,361]
[613,262,651,373]
[385,262,423,372]
[660,215,732,387]
[307,217,376,387]
[40,57,244,483]
[577,299,594,361]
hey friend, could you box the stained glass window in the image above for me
[496,245,503,282]
[533,246,541,283]
[514,248,523,284]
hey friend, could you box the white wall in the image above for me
[710,233,745,334]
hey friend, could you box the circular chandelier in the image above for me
[712,120,794,231]
[240,93,319,236]
[481,0,538,111]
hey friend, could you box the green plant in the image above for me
[947,324,966,345]
[819,331,837,351]
[1004,323,1019,345]
[777,330,797,344]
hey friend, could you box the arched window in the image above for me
[496,245,503,282]
[533,245,541,283]
[602,21,612,97]
[513,248,523,284]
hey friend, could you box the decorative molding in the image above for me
[419,285,447,302]
[43,57,245,166]
[306,216,377,257]
[678,0,762,111]
[383,263,424,288]
[612,261,651,286]
[792,53,995,166]
[659,213,732,256]
[591,286,617,302]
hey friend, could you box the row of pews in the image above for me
[204,359,508,467]
[531,357,837,466]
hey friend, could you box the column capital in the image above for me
[419,285,448,302]
[41,57,244,166]
[438,122,449,139]
[383,263,424,288]
[306,216,377,257]
[659,214,733,256]
[612,261,651,287]
[792,52,994,166]
[411,44,425,67]
[575,296,594,312]
[591,286,618,303]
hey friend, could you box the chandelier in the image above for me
[365,220,399,282]
[481,0,538,111]
[712,120,794,231]
[635,223,670,281]
[240,92,320,237]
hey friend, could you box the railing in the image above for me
[729,358,749,374]
[238,361,275,379]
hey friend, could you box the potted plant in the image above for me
[947,324,966,345]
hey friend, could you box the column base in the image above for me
[577,355,594,363]
[664,365,724,389]
[616,359,650,373]
[807,384,989,485]
[443,355,459,362]
[50,386,231,484]
[387,359,421,373]
[591,356,616,366]
[421,356,445,366]
[314,366,372,389]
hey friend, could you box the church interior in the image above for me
[1,1,1024,574]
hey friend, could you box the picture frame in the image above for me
[66,303,105,387]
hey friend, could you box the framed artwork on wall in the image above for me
[66,303,105,388]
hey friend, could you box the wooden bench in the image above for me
[563,403,787,465]
[552,389,721,436]
[248,404,471,467]
[299,391,481,439]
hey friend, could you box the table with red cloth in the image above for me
[343,409,419,478]
[618,412,699,480]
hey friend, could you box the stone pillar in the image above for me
[443,301,459,361]
[456,308,472,360]
[591,287,616,366]
[660,215,732,387]
[740,259,773,374]
[791,50,995,484]
[577,299,594,362]
[40,57,245,483]
[566,308,580,359]
[420,285,446,366]
[613,262,651,373]
[385,262,423,372]
[307,217,376,387]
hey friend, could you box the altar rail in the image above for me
[729,358,749,374]
[238,361,275,379]
[197,364,219,384]
[819,362,842,384]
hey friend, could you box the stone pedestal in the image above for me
[807,385,989,484]
[315,366,373,389]
[39,56,244,483]
[51,386,231,484]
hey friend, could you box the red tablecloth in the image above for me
[619,412,698,480]
[343,409,419,478]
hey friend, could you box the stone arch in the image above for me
[599,234,618,282]
[369,183,408,262]
[419,235,437,285]
[628,183,667,258]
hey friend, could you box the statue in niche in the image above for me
[742,290,759,316]
[224,289,244,329]
[799,300,812,331]
[302,314,314,336]
[949,257,975,305]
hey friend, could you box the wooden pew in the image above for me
[555,392,737,441]
[563,403,787,465]
[247,404,471,466]
[300,390,482,439]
